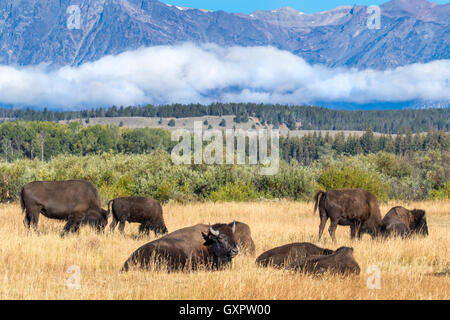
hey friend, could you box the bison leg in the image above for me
[62,215,83,236]
[118,221,126,233]
[24,205,40,230]
[350,224,356,239]
[70,220,82,233]
[138,223,146,235]
[356,226,363,239]
[328,219,339,242]
[138,223,152,237]
[62,220,73,236]
[109,218,118,232]
[350,222,362,240]
[318,212,328,241]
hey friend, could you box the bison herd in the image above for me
[19,179,429,276]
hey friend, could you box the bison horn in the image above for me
[209,223,219,237]
[232,221,236,234]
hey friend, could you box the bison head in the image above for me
[360,220,382,238]
[335,247,361,275]
[82,209,108,232]
[411,209,428,236]
[154,225,168,236]
[202,222,239,268]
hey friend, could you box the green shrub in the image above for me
[318,166,389,201]
[0,149,445,203]
[210,181,260,202]
[429,182,450,200]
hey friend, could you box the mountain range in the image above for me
[0,0,448,70]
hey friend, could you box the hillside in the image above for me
[3,104,448,133]
[61,115,385,137]
[0,0,448,70]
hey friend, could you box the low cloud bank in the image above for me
[0,43,449,109]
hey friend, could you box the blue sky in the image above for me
[164,0,449,14]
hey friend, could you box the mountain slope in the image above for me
[0,0,448,70]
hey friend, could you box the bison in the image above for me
[230,221,255,255]
[256,242,334,268]
[314,189,382,241]
[20,180,108,234]
[288,246,361,275]
[121,222,239,272]
[108,196,168,236]
[381,206,428,238]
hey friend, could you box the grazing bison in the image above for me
[230,221,255,255]
[314,189,382,241]
[122,222,239,272]
[288,246,360,275]
[20,180,108,234]
[381,206,428,238]
[256,242,334,268]
[108,196,168,236]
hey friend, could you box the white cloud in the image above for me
[0,43,449,109]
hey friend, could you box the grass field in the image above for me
[0,200,448,300]
[61,115,380,136]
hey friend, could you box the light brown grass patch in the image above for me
[0,200,448,299]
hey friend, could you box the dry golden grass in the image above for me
[0,200,448,300]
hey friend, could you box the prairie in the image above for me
[0,200,448,300]
[60,115,380,136]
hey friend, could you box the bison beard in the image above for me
[121,223,239,272]
[228,221,255,255]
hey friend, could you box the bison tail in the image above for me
[107,200,114,220]
[313,190,325,213]
[19,187,26,214]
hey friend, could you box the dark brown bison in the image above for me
[256,242,334,268]
[288,246,361,275]
[381,206,428,238]
[108,196,168,236]
[229,221,255,255]
[20,180,108,234]
[121,222,239,272]
[314,189,382,241]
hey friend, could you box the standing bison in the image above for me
[108,196,168,236]
[122,222,239,272]
[381,206,428,238]
[314,189,382,241]
[20,180,108,234]
[229,221,255,255]
[288,246,361,275]
[256,242,334,268]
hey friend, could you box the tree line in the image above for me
[1,103,448,133]
[0,121,448,165]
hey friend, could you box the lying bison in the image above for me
[314,189,382,241]
[20,180,108,234]
[381,206,428,238]
[122,222,238,272]
[288,246,360,275]
[256,242,334,268]
[108,196,168,236]
[230,221,255,255]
